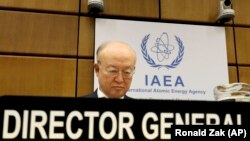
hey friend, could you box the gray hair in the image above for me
[96,41,136,60]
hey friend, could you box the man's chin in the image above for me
[110,91,125,98]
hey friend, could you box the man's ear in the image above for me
[94,63,100,74]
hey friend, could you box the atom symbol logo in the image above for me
[151,32,175,62]
[141,32,185,70]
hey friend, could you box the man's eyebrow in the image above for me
[109,67,134,71]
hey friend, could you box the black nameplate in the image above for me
[0,96,249,140]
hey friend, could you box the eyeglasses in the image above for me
[98,61,135,79]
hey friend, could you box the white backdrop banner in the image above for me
[94,18,229,101]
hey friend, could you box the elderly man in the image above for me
[85,41,137,99]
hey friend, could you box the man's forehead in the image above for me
[99,48,131,59]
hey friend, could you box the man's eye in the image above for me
[124,71,131,75]
[109,70,118,73]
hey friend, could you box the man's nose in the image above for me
[114,72,124,82]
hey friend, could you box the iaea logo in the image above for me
[141,32,185,69]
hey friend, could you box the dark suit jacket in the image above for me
[84,89,133,99]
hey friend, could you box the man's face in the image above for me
[95,43,136,98]
[95,59,135,98]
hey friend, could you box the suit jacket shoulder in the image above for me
[124,95,133,99]
[82,90,98,98]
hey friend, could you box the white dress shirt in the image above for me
[97,88,124,99]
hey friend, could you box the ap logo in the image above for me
[141,32,185,69]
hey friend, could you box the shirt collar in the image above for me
[97,88,124,99]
